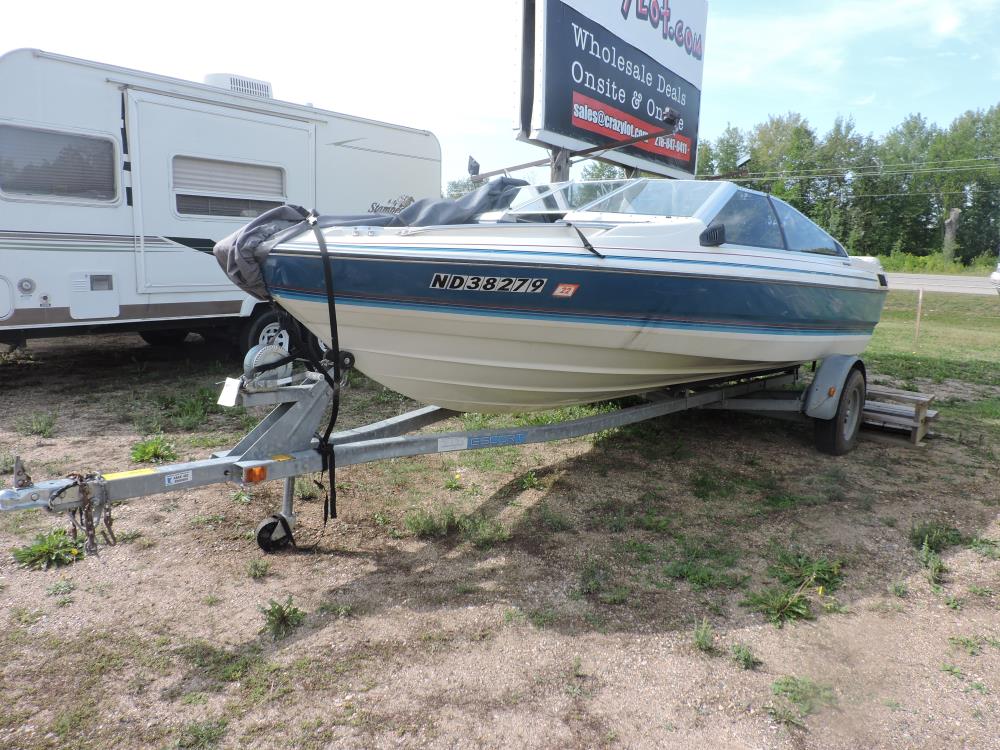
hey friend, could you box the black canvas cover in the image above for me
[213,178,528,300]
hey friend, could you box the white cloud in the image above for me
[851,93,877,107]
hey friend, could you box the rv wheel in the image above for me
[243,310,291,353]
[139,330,189,347]
[813,368,866,456]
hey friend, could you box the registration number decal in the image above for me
[430,273,547,293]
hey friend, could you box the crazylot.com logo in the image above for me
[619,0,704,60]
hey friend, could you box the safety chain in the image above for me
[60,472,115,556]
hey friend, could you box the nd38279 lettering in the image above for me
[430,274,547,293]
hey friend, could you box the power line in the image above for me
[733,155,999,178]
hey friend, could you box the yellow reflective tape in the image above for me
[104,468,157,480]
[271,454,294,462]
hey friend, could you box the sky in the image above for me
[3,0,999,190]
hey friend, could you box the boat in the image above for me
[215,177,888,413]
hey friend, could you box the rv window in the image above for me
[0,125,116,201]
[173,156,285,218]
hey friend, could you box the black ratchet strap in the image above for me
[306,212,343,523]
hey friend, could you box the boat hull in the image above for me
[266,247,886,412]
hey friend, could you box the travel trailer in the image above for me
[0,49,441,350]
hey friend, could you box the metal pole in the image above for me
[914,287,924,345]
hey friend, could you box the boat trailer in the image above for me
[0,354,933,552]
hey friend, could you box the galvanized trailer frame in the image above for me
[1,355,893,551]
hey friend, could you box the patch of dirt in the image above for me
[1,334,999,749]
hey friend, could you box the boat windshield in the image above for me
[506,180,630,215]
[577,179,722,217]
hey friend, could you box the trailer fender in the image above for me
[804,356,865,421]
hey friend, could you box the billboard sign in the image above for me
[520,0,708,178]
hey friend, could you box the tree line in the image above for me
[696,107,1000,264]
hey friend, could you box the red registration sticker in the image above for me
[552,283,579,298]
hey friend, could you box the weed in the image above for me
[730,643,761,670]
[317,603,353,618]
[502,608,527,625]
[455,582,479,595]
[176,717,227,749]
[692,617,715,653]
[969,537,1000,560]
[741,588,812,627]
[968,682,989,695]
[459,515,511,549]
[597,586,630,605]
[945,595,962,611]
[248,559,271,579]
[260,597,305,640]
[16,411,57,438]
[536,502,572,532]
[295,475,320,501]
[769,549,844,591]
[909,521,964,552]
[691,469,731,501]
[180,692,207,706]
[12,529,84,570]
[969,585,993,597]
[116,530,143,544]
[771,675,836,716]
[11,607,42,626]
[663,538,745,591]
[130,435,178,463]
[202,594,222,607]
[519,470,542,490]
[889,582,908,598]
[404,507,458,538]
[0,451,14,474]
[580,557,612,596]
[918,539,947,585]
[528,608,557,628]
[948,635,982,656]
[46,580,75,596]
[880,516,898,528]
[230,489,251,505]
[444,472,463,491]
[941,663,964,679]
[767,702,805,728]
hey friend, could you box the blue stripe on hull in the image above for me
[264,252,885,336]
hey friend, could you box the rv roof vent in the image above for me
[204,73,273,99]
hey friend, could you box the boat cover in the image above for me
[214,177,528,300]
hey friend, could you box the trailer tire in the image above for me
[139,330,189,347]
[813,368,865,455]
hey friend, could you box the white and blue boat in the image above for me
[217,178,888,413]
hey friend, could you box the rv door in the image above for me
[127,90,314,293]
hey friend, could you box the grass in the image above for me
[175,717,227,749]
[692,617,715,653]
[248,559,271,579]
[948,635,983,656]
[874,252,995,275]
[535,502,573,532]
[46,580,75,596]
[16,411,57,437]
[403,507,509,548]
[969,537,1000,560]
[864,291,1000,386]
[579,556,612,596]
[130,435,178,463]
[260,597,305,640]
[889,582,908,598]
[662,538,745,591]
[730,643,762,670]
[404,507,459,538]
[770,676,836,723]
[0,451,14,474]
[908,521,965,552]
[12,529,85,570]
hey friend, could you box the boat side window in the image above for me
[0,124,116,202]
[770,197,843,256]
[173,156,285,218]
[709,190,784,249]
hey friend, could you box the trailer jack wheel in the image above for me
[255,514,295,552]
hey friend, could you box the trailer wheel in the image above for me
[139,330,189,347]
[255,514,294,552]
[813,368,865,455]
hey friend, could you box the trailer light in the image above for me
[244,466,268,483]
[827,387,837,397]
